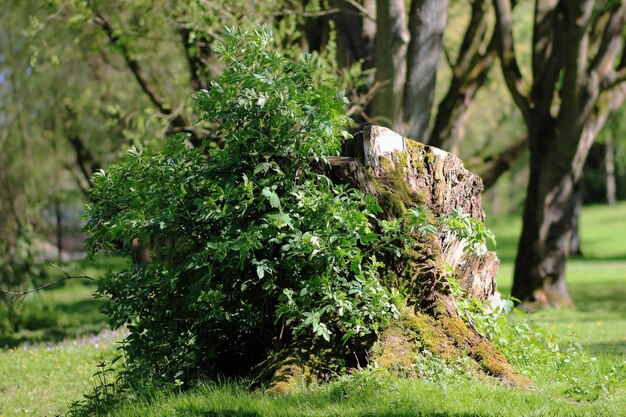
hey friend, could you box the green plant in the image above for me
[85,26,504,388]
[85,26,405,385]
[441,208,496,256]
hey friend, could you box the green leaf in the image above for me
[256,265,265,279]
[262,187,281,210]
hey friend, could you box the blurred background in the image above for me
[1,0,625,316]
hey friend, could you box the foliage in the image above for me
[441,208,496,256]
[85,25,503,387]
[85,26,403,384]
[0,226,44,333]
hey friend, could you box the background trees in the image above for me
[492,0,626,307]
[1,0,626,311]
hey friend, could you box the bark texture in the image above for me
[402,0,448,140]
[493,0,626,308]
[278,125,527,390]
[372,0,409,130]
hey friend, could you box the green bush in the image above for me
[86,26,499,387]
[85,26,406,384]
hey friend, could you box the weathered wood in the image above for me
[329,125,499,302]
[323,125,523,385]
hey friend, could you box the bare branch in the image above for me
[342,0,376,22]
[93,11,202,146]
[492,0,531,122]
[589,5,626,83]
[2,258,94,304]
[93,12,172,116]
[604,67,626,89]
[478,135,528,190]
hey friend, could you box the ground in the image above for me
[0,204,624,416]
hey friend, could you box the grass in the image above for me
[0,256,128,348]
[0,331,121,416]
[489,203,626,359]
[1,204,625,416]
[0,256,126,416]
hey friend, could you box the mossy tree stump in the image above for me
[267,126,526,393]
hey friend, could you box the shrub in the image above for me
[85,26,402,384]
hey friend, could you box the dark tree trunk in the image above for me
[402,0,448,140]
[331,0,374,70]
[512,117,593,308]
[493,0,626,308]
[371,0,408,131]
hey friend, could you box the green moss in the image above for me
[405,139,428,173]
[265,361,309,396]
[370,325,417,377]
[400,306,453,358]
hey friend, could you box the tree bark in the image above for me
[569,185,584,257]
[606,133,617,205]
[402,0,448,140]
[429,0,496,150]
[493,0,626,308]
[371,0,408,131]
[331,0,375,70]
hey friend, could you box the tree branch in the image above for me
[492,0,531,122]
[589,5,626,86]
[93,12,172,116]
[93,11,201,147]
[478,135,528,190]
[178,27,209,91]
[1,259,94,304]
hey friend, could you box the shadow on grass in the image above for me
[173,406,486,417]
[178,409,261,417]
[0,297,108,348]
[569,253,626,262]
[570,285,626,315]
[581,341,626,358]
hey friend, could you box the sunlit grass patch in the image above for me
[0,329,122,416]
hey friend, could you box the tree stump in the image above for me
[267,126,526,393]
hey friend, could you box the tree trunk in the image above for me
[402,0,448,140]
[371,0,408,131]
[277,125,528,390]
[331,0,375,70]
[606,133,617,205]
[55,198,63,263]
[569,185,583,257]
[494,0,626,309]
[511,117,590,308]
[429,0,496,150]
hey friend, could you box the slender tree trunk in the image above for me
[371,0,408,131]
[55,198,63,263]
[569,184,583,257]
[331,0,374,69]
[606,133,617,205]
[402,0,448,140]
[429,0,496,150]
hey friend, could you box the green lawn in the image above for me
[489,203,626,359]
[1,205,625,416]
